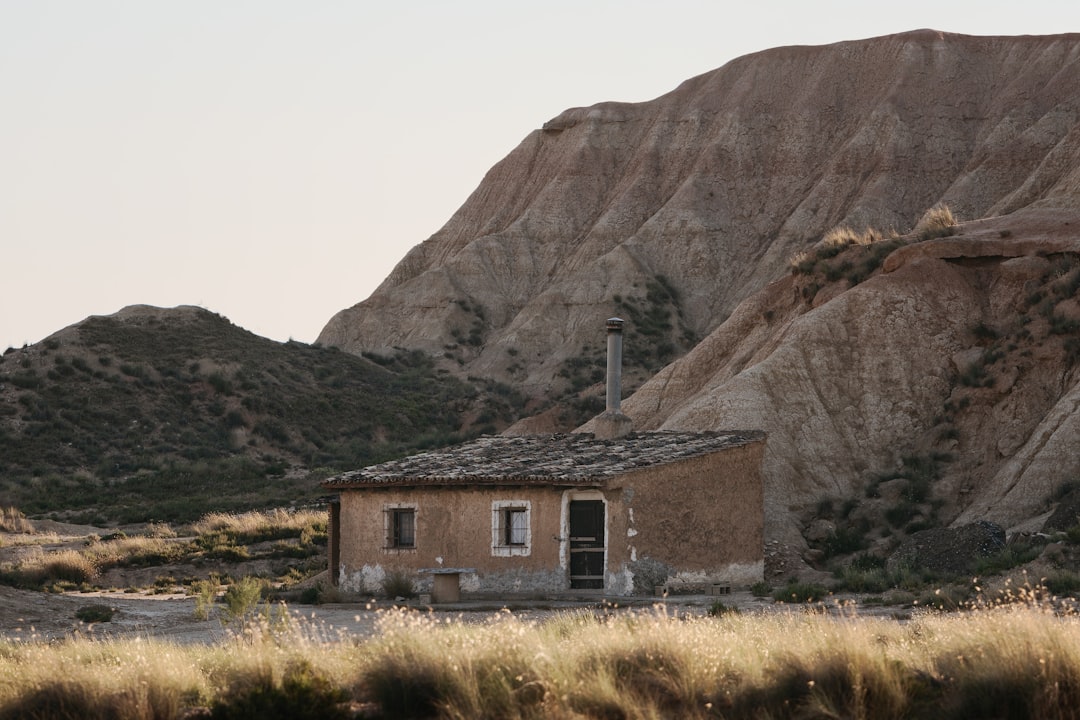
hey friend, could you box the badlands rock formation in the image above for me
[320,29,1080,400]
[612,207,1080,553]
[321,30,1080,558]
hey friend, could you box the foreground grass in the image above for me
[2,597,1080,719]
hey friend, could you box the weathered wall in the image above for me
[607,439,766,590]
[337,486,568,594]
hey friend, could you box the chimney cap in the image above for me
[606,317,625,331]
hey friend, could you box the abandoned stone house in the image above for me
[322,430,766,597]
[322,319,767,597]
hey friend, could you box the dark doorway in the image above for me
[569,499,605,589]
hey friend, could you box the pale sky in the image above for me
[3,1,1079,350]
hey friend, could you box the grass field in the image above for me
[1,592,1080,719]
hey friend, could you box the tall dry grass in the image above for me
[1,535,187,588]
[0,507,34,534]
[914,203,958,240]
[191,508,326,540]
[3,597,1080,718]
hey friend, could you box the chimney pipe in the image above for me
[589,317,633,439]
[605,317,624,413]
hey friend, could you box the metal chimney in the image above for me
[591,317,633,439]
[605,317,624,413]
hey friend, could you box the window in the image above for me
[385,505,417,550]
[505,508,527,546]
[492,500,531,556]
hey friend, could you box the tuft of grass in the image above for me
[191,509,326,544]
[1,548,98,588]
[0,506,33,533]
[914,203,958,240]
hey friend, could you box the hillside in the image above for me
[0,305,523,523]
[316,30,1080,573]
[594,206,1080,571]
[319,30,1080,423]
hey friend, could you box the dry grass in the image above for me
[1,508,328,591]
[915,203,958,240]
[191,508,326,540]
[790,225,898,274]
[0,507,33,534]
[3,594,1080,718]
[822,225,881,248]
[351,599,1080,719]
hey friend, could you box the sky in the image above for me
[3,1,1079,350]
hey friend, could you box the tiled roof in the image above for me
[322,431,765,488]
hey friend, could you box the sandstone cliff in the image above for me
[320,30,1080,407]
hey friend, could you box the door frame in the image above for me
[561,490,607,590]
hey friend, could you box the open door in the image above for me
[569,499,605,589]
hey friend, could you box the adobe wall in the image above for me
[604,439,766,590]
[336,486,569,595]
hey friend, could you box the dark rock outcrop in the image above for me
[887,521,1006,575]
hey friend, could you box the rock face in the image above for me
[319,30,1080,559]
[621,208,1080,550]
[320,29,1080,402]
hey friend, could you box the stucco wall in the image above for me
[336,486,570,594]
[607,440,766,588]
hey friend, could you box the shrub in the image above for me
[75,604,115,623]
[381,569,416,599]
[1043,573,1080,597]
[750,581,772,597]
[772,581,830,603]
[973,542,1044,576]
[222,576,267,622]
[191,579,219,620]
[820,526,869,558]
[707,599,737,616]
[2,549,98,588]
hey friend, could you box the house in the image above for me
[322,430,765,597]
[322,319,766,597]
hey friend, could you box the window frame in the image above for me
[384,503,418,551]
[492,500,531,557]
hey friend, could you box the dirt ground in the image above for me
[0,584,385,644]
[0,521,911,645]
[0,584,911,646]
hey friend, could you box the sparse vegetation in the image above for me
[380,569,416,599]
[914,203,958,240]
[0,508,328,593]
[2,586,1080,718]
[0,310,520,524]
[75,604,115,623]
[772,580,829,603]
[790,224,905,297]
